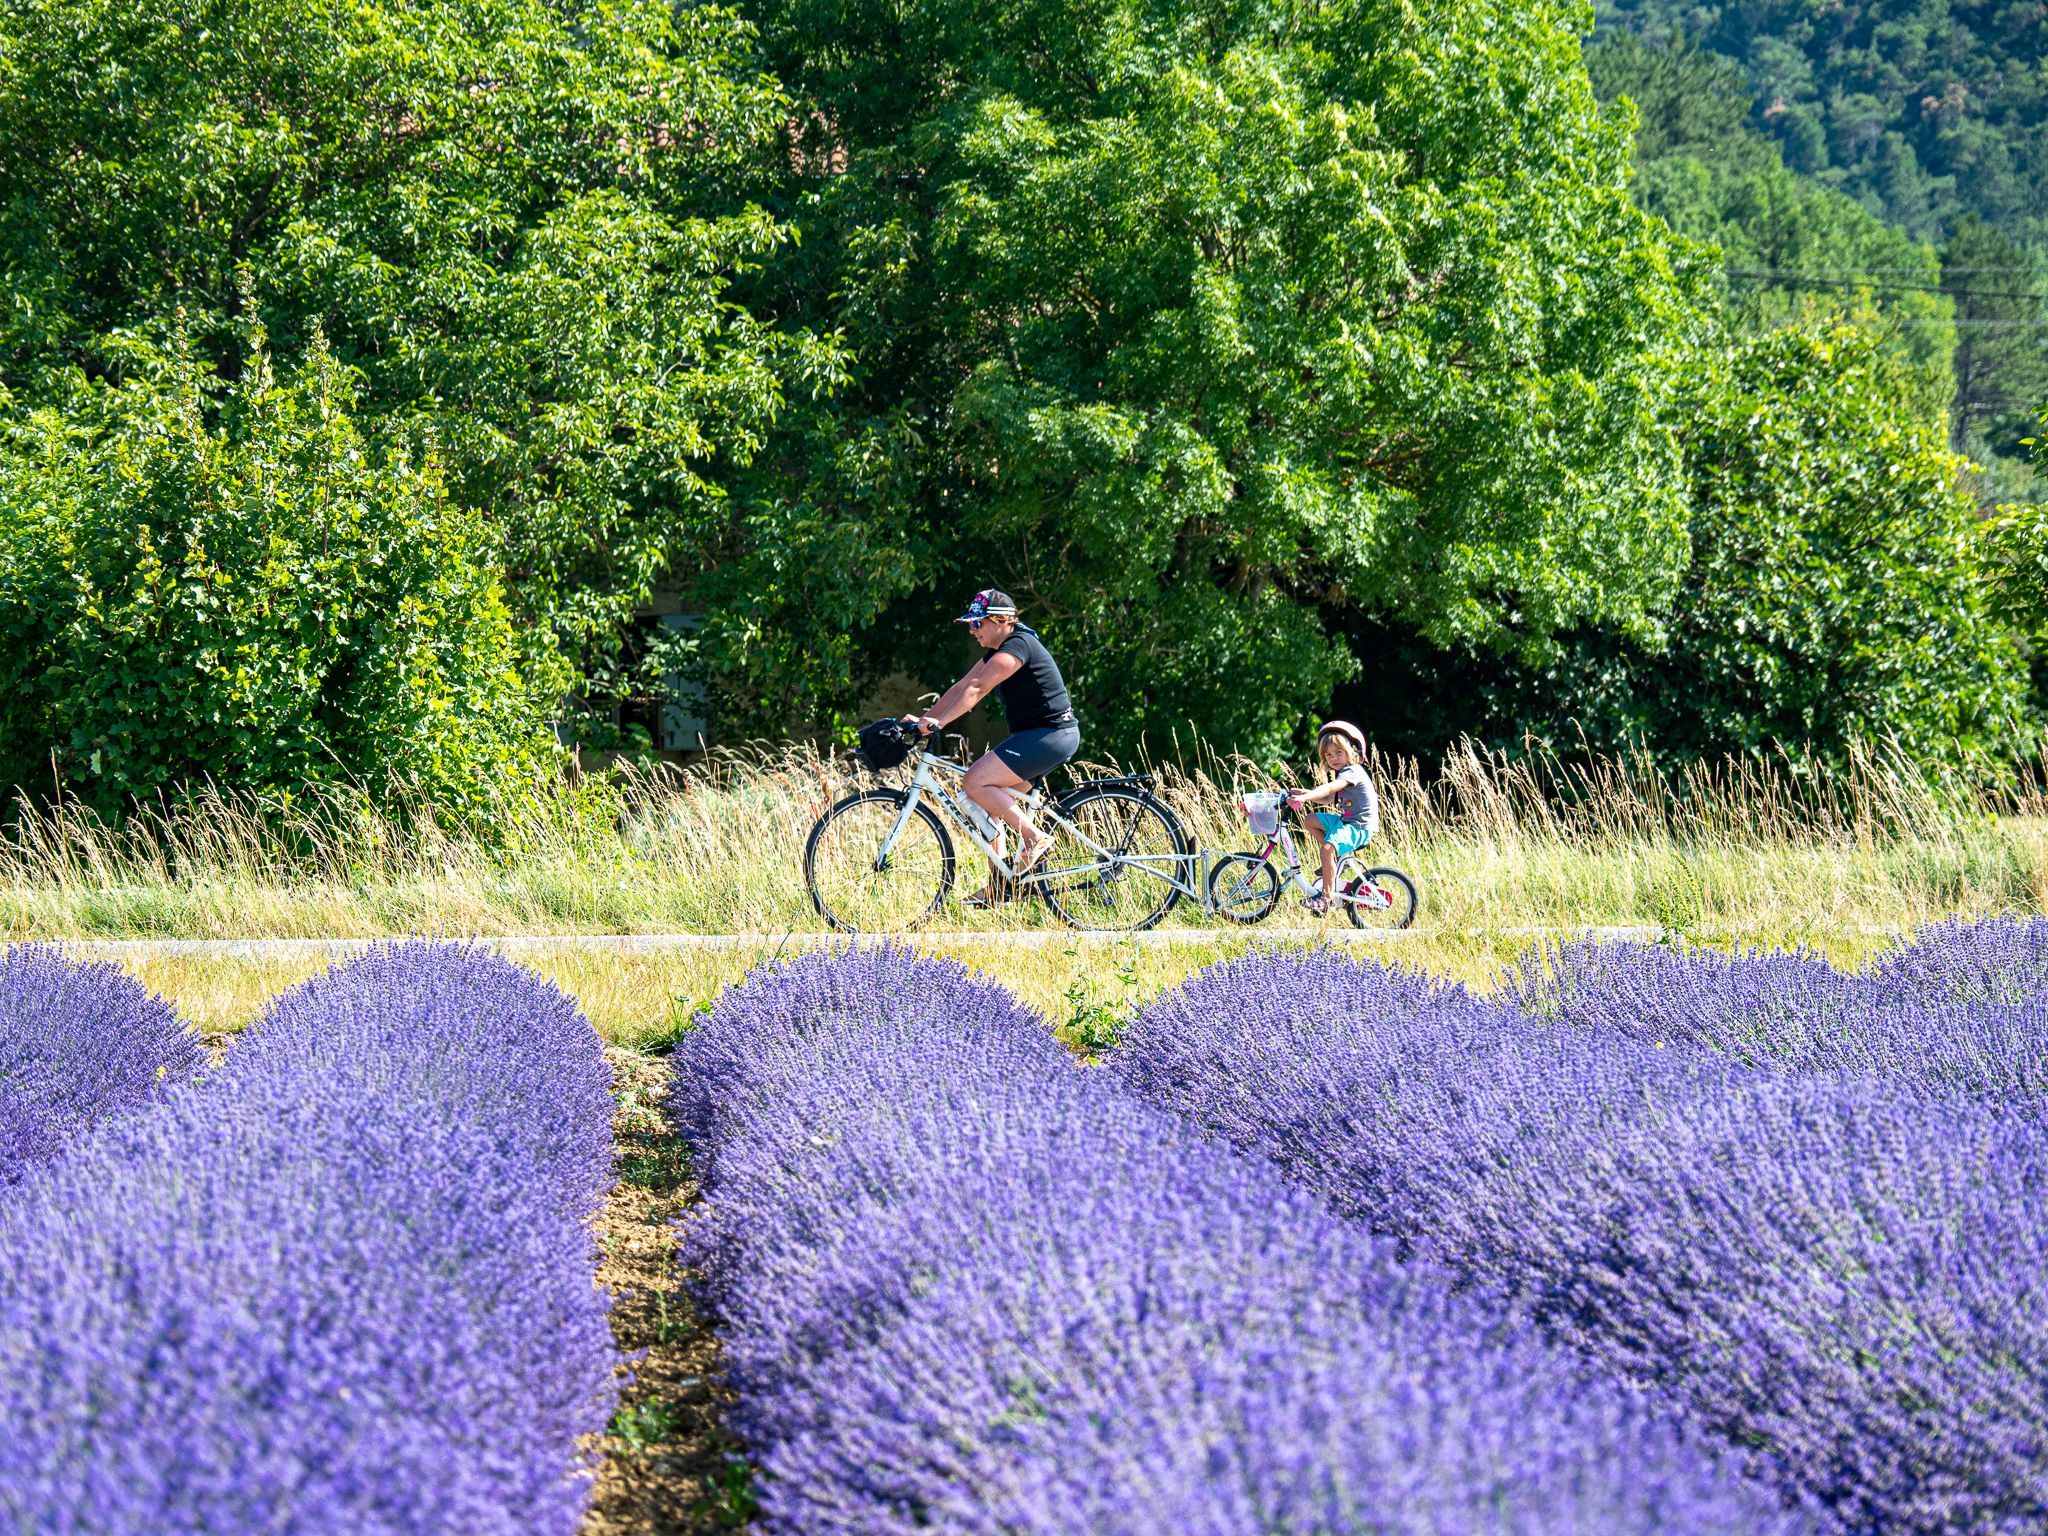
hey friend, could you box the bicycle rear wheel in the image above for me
[1338,861,1418,931]
[1034,785,1189,932]
[805,791,955,933]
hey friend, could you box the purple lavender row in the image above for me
[0,943,201,1184]
[0,941,617,1534]
[1517,918,2048,1104]
[668,945,1794,1535]
[1110,941,2048,1534]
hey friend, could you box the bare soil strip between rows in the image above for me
[583,1051,751,1534]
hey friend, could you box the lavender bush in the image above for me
[669,945,1793,1535]
[1865,914,2048,1007]
[1114,943,2048,1534]
[0,942,199,1183]
[1522,936,2048,1108]
[0,941,617,1534]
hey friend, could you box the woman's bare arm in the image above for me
[919,651,1022,728]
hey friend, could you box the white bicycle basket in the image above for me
[1241,791,1285,836]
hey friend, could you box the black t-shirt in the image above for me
[992,625,1073,732]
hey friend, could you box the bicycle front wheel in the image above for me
[1338,861,1418,931]
[805,791,956,934]
[1207,852,1281,925]
[1035,785,1189,932]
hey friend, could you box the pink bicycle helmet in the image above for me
[1317,719,1368,757]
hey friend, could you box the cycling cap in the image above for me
[1317,719,1368,756]
[954,588,1019,623]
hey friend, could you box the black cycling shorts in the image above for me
[990,723,1081,781]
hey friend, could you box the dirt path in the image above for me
[581,1050,753,1534]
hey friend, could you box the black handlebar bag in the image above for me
[854,718,917,771]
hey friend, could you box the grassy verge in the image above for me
[125,927,1906,1050]
[6,737,2042,950]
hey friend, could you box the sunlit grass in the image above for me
[123,925,1907,1049]
[7,735,2045,950]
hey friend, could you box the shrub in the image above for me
[1864,915,2048,1009]
[0,942,616,1532]
[1113,943,2048,1534]
[668,945,1791,1535]
[1338,323,2030,766]
[0,943,198,1183]
[0,317,563,823]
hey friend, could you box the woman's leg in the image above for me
[964,751,1044,894]
[965,750,1037,852]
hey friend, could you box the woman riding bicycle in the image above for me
[901,589,1081,906]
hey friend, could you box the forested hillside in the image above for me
[0,0,2041,816]
[1599,0,2048,250]
[1593,5,2047,478]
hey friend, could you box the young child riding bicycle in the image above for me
[1286,720,1379,917]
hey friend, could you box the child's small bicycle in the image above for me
[1207,791,1419,929]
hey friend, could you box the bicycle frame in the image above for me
[1221,817,1397,914]
[1246,822,1326,899]
[877,746,1208,902]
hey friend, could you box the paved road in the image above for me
[39,926,1687,961]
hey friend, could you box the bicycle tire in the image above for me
[804,790,956,934]
[1340,863,1419,931]
[1034,784,1190,932]
[1207,852,1282,925]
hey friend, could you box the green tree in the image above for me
[1339,322,2029,763]
[1586,28,1957,420]
[1586,26,1761,165]
[1596,0,2048,252]
[716,0,1713,759]
[1942,217,2048,465]
[0,0,840,732]
[0,314,560,820]
[1980,401,2048,705]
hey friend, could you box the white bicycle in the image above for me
[1206,791,1418,929]
[805,731,1193,933]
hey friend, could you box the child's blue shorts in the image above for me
[1314,812,1370,858]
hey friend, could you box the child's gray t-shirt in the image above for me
[1332,764,1379,836]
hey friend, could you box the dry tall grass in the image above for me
[7,735,2047,944]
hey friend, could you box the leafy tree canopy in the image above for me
[713,0,1714,760]
[1944,216,2048,470]
[1588,28,1957,420]
[0,312,560,821]
[1339,322,2029,763]
[0,0,841,716]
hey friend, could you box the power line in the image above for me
[1721,266,2048,275]
[1893,319,2048,328]
[1724,268,2047,303]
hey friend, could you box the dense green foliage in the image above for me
[1590,5,2048,494]
[1588,29,1956,414]
[0,0,2041,808]
[1342,323,2028,761]
[0,0,838,724]
[1944,216,2048,468]
[708,0,1711,759]
[1599,0,2048,251]
[0,318,557,819]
